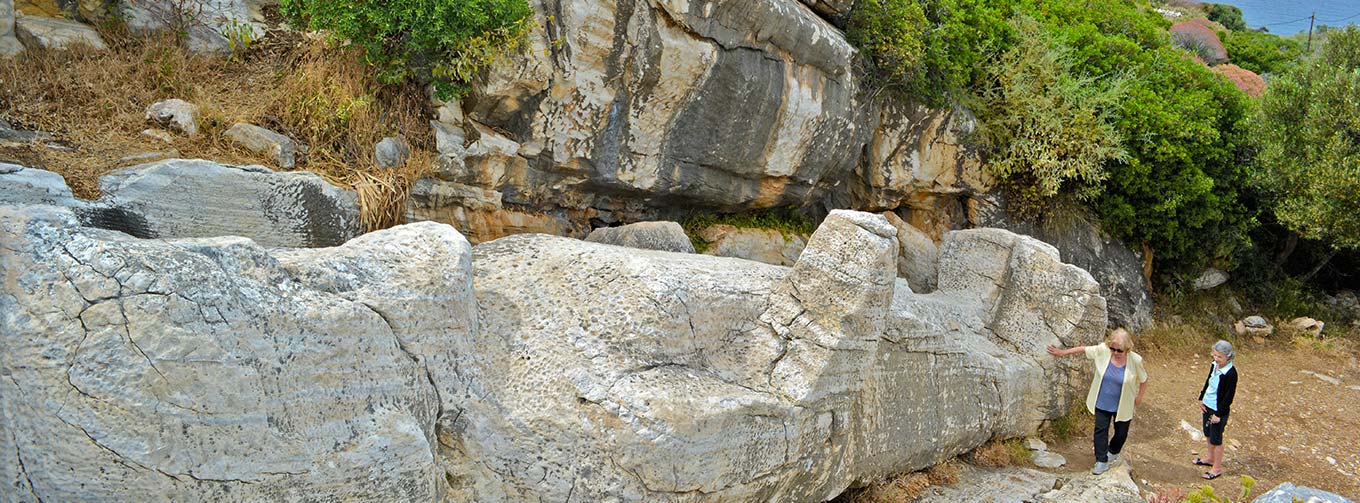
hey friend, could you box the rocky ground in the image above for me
[1048,342,1360,500]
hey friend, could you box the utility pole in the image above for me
[1308,12,1316,52]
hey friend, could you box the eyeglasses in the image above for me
[1110,348,1126,354]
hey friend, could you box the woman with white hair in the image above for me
[1047,328,1149,475]
[1195,339,1238,480]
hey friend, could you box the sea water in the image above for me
[1215,0,1360,34]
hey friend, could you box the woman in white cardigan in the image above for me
[1047,328,1150,475]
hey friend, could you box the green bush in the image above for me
[1222,30,1303,75]
[280,0,533,98]
[847,0,1011,106]
[1254,26,1360,250]
[975,17,1128,213]
[1206,3,1247,32]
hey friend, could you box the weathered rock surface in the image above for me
[1,0,20,56]
[0,206,475,501]
[412,0,988,242]
[225,123,300,169]
[404,177,582,244]
[450,211,1105,501]
[1288,317,1324,337]
[0,162,84,208]
[1033,463,1142,503]
[14,14,106,50]
[1252,483,1354,503]
[585,220,696,253]
[84,159,360,247]
[883,211,939,293]
[697,224,808,266]
[117,0,266,54]
[911,465,1059,503]
[1,205,1106,502]
[1030,450,1066,469]
[145,98,199,136]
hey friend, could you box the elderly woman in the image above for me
[1195,340,1238,480]
[1047,328,1149,475]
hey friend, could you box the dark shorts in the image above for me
[1202,409,1229,445]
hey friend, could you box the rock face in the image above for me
[88,159,360,247]
[0,206,474,501]
[413,0,988,243]
[1,0,20,56]
[0,162,84,207]
[0,160,361,248]
[452,211,1105,501]
[117,0,266,54]
[14,14,107,50]
[977,204,1153,331]
[1,205,1106,502]
[585,220,696,253]
[696,224,808,266]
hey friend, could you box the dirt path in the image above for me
[1049,344,1360,500]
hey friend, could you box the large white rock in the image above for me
[87,159,360,247]
[0,206,476,501]
[14,14,107,50]
[449,210,1105,501]
[0,163,84,207]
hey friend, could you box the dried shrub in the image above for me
[1171,19,1228,64]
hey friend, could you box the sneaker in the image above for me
[1091,461,1110,475]
[1108,453,1119,464]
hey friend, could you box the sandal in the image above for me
[1202,471,1223,480]
[1193,457,1213,467]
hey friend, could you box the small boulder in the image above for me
[1030,450,1066,469]
[585,221,696,254]
[225,123,300,169]
[144,99,198,136]
[374,136,410,169]
[0,119,52,144]
[1288,317,1324,337]
[1251,483,1354,503]
[1233,315,1273,338]
[1192,267,1229,290]
[14,15,107,51]
[1025,437,1048,451]
[697,224,806,266]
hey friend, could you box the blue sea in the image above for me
[1215,0,1360,34]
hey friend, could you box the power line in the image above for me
[1319,11,1360,24]
[1260,14,1319,27]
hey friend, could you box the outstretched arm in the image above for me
[1046,344,1086,358]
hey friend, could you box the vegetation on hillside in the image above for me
[280,0,533,98]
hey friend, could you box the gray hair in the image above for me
[1212,340,1235,360]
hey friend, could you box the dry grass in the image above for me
[848,460,963,503]
[0,23,432,231]
[968,438,1030,468]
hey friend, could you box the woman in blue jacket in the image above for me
[1195,339,1238,480]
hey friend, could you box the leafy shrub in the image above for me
[1254,26,1360,250]
[1222,29,1303,75]
[847,0,1011,106]
[1206,3,1247,32]
[280,0,533,98]
[975,16,1128,215]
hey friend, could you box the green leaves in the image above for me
[1255,26,1360,250]
[975,16,1128,213]
[280,0,533,99]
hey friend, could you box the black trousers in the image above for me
[1093,408,1131,463]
